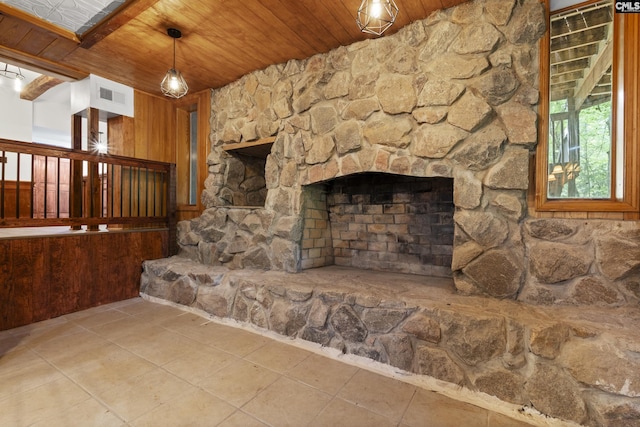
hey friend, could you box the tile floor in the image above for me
[0,298,538,427]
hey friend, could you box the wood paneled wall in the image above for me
[2,181,32,218]
[134,90,177,162]
[0,229,169,331]
[108,90,177,163]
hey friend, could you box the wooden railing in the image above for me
[0,139,176,242]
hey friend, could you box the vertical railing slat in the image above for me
[16,153,20,219]
[0,150,5,219]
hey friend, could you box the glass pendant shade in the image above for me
[356,0,399,36]
[160,28,188,99]
[161,68,188,98]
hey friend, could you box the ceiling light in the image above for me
[160,28,188,99]
[356,0,399,36]
[0,63,25,93]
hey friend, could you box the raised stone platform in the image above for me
[141,256,640,426]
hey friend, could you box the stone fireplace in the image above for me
[181,0,543,300]
[153,1,640,425]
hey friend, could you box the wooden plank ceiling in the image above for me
[0,0,469,97]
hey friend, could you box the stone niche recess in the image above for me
[159,0,640,425]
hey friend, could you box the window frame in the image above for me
[535,0,640,214]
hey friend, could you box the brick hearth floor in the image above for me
[0,298,537,427]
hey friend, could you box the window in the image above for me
[175,90,210,221]
[189,110,198,205]
[536,0,640,214]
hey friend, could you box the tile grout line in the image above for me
[27,333,130,425]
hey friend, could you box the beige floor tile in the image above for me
[208,327,270,357]
[132,304,186,324]
[163,345,238,386]
[0,376,90,427]
[0,346,43,372]
[10,320,86,347]
[160,313,225,345]
[338,369,417,422]
[30,328,108,360]
[97,367,196,422]
[110,327,204,366]
[287,353,359,395]
[0,333,25,354]
[309,397,397,427]
[488,412,536,426]
[110,299,157,316]
[199,359,279,407]
[131,388,236,427]
[217,410,269,427]
[0,356,64,401]
[68,309,132,329]
[106,297,146,309]
[30,398,125,427]
[66,344,157,394]
[63,304,113,321]
[89,315,162,341]
[402,389,489,427]
[243,376,332,427]
[45,337,136,375]
[8,315,69,336]
[245,340,312,373]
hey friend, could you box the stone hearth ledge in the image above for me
[141,257,640,426]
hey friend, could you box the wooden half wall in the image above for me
[0,229,168,331]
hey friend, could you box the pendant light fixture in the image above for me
[356,0,399,36]
[160,28,188,99]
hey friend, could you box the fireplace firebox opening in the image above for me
[301,173,454,277]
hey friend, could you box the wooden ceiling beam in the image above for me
[20,75,64,101]
[79,0,161,49]
[574,40,613,110]
[0,3,80,43]
[0,45,87,81]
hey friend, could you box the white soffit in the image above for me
[0,0,126,34]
